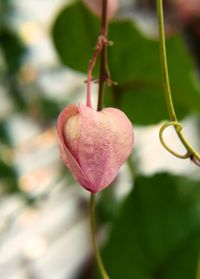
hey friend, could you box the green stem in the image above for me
[156,0,177,122]
[90,194,110,279]
[89,1,110,279]
[157,0,200,164]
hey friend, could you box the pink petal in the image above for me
[57,104,78,167]
[57,105,95,192]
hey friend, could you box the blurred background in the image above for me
[0,0,200,278]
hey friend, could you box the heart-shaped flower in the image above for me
[57,104,134,193]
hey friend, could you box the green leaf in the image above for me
[0,160,18,192]
[52,2,200,124]
[0,28,25,73]
[97,183,120,224]
[99,174,200,279]
[52,1,99,73]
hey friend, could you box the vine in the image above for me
[88,0,111,278]
[157,0,200,166]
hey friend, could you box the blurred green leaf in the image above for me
[97,184,120,224]
[0,28,26,109]
[0,28,25,73]
[99,173,200,279]
[108,22,200,124]
[52,2,99,73]
[0,160,18,192]
[0,122,9,144]
[52,2,200,124]
[39,97,61,123]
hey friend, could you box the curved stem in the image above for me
[90,194,110,279]
[159,122,191,159]
[157,0,200,165]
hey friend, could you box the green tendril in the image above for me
[159,122,191,159]
[157,0,200,166]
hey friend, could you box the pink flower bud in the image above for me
[83,0,118,20]
[57,104,134,193]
